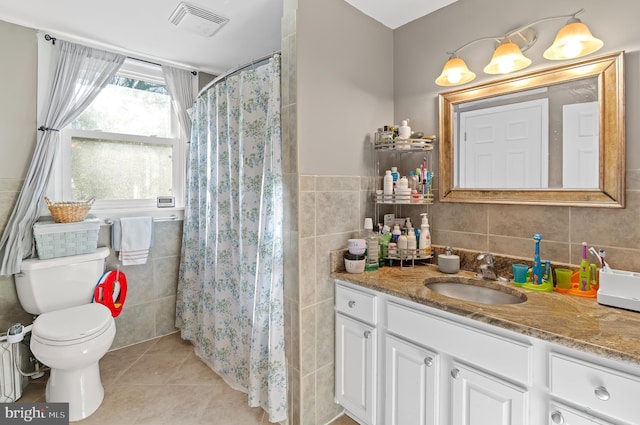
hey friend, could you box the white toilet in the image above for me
[15,247,115,421]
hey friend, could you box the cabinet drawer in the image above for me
[549,353,640,424]
[387,301,532,385]
[336,283,377,324]
[549,402,615,425]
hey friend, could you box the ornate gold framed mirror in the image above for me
[438,51,625,207]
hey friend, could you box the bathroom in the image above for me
[1,0,640,424]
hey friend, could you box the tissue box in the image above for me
[33,216,101,259]
[597,269,640,313]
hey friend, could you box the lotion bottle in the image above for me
[398,119,411,139]
[406,222,417,258]
[383,170,393,203]
[419,213,431,256]
[397,230,408,256]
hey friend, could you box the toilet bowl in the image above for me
[30,303,116,421]
[14,247,115,421]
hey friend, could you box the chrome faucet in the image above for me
[476,252,499,280]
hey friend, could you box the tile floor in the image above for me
[18,333,358,425]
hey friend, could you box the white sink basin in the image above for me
[425,277,526,305]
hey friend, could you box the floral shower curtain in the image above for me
[176,54,286,423]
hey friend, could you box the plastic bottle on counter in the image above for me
[379,225,391,262]
[363,218,379,271]
[419,213,431,257]
[406,223,417,258]
[397,230,408,257]
[392,224,401,243]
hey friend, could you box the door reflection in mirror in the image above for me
[452,77,597,189]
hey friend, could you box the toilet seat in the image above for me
[32,304,114,346]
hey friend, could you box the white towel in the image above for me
[118,216,153,266]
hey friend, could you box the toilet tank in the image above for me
[14,247,110,315]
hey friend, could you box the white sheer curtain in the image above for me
[162,66,195,142]
[0,39,125,276]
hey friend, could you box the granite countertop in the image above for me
[332,254,640,367]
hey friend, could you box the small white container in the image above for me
[395,188,411,204]
[598,268,640,312]
[345,258,366,273]
[348,239,366,255]
[438,246,459,273]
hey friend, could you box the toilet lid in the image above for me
[33,304,113,344]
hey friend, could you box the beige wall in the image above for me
[0,20,37,182]
[0,20,39,330]
[0,19,182,349]
[284,0,393,423]
[297,0,393,176]
[394,0,640,272]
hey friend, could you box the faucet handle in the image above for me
[477,252,495,265]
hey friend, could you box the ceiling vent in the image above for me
[168,2,230,37]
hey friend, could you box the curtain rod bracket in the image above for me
[44,34,56,45]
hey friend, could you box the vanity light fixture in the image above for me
[435,9,603,86]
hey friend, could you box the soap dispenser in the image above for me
[438,246,460,274]
[418,213,431,256]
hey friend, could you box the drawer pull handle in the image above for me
[594,386,610,401]
[424,357,433,367]
[364,330,371,339]
[348,300,356,308]
[450,368,460,379]
[551,411,564,424]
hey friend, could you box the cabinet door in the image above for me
[450,362,528,425]
[549,403,616,425]
[335,313,376,425]
[385,334,439,425]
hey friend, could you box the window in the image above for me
[50,59,185,211]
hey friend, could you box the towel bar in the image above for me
[103,214,178,225]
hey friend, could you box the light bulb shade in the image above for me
[543,21,603,60]
[435,56,476,86]
[483,42,532,75]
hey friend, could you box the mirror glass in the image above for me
[438,52,625,207]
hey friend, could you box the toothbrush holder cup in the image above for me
[512,264,529,284]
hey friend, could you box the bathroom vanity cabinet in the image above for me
[335,279,640,425]
[335,284,378,424]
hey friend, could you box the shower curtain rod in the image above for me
[197,51,281,98]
